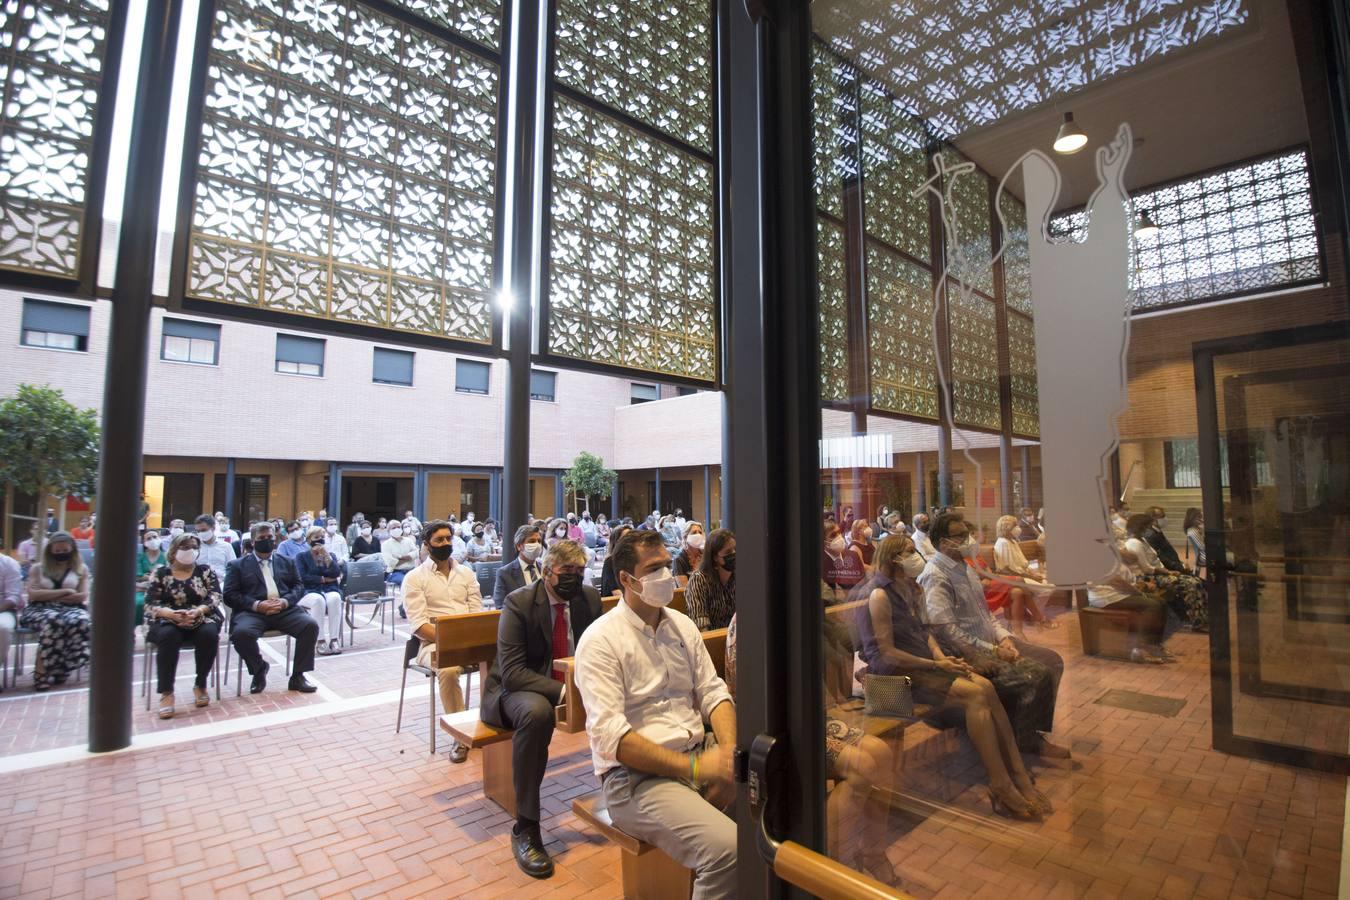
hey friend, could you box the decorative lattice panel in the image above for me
[389,0,500,49]
[941,152,994,296]
[867,242,937,420]
[812,44,857,220]
[183,0,500,342]
[1049,149,1322,312]
[548,95,714,380]
[948,285,1000,430]
[553,0,711,153]
[0,0,117,282]
[1006,308,1039,437]
[860,79,930,264]
[999,192,1033,315]
[818,215,848,403]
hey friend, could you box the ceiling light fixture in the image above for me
[1135,209,1160,240]
[1053,112,1088,154]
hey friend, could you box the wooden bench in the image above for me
[1077,604,1136,661]
[573,795,693,900]
[429,610,518,814]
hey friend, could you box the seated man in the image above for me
[481,539,602,878]
[575,530,737,899]
[1144,506,1186,572]
[403,520,483,763]
[223,522,318,694]
[381,522,418,586]
[273,520,309,562]
[195,514,236,583]
[919,512,1068,758]
[492,525,544,609]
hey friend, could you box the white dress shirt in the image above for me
[325,532,350,564]
[381,535,418,573]
[574,602,733,778]
[196,535,236,583]
[402,558,483,636]
[0,555,22,610]
[913,529,937,560]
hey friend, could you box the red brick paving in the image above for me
[0,609,1343,898]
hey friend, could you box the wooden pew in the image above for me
[432,610,520,816]
[573,795,693,900]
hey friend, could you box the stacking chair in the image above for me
[235,631,292,697]
[141,633,222,709]
[396,630,483,754]
[344,556,396,645]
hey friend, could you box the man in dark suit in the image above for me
[1145,506,1186,572]
[491,524,544,608]
[480,538,602,879]
[223,521,319,694]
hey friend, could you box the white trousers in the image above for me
[300,591,343,642]
[0,610,14,675]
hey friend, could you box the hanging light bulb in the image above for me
[1053,112,1088,154]
[1135,208,1160,240]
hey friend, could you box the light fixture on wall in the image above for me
[1053,112,1088,154]
[1135,208,1160,240]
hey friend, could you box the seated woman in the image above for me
[144,532,225,717]
[20,532,91,692]
[726,609,896,880]
[846,519,875,572]
[464,523,496,561]
[297,526,345,656]
[599,525,631,598]
[672,521,705,582]
[1183,507,1206,577]
[968,551,1040,639]
[351,522,380,560]
[859,534,1051,820]
[1087,547,1175,664]
[135,530,166,634]
[822,521,865,602]
[1124,513,1207,631]
[685,529,736,630]
[991,515,1056,634]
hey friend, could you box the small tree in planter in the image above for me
[562,452,616,517]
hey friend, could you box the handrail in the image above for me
[774,842,913,900]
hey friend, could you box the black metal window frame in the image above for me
[455,356,490,393]
[165,0,515,357]
[0,0,131,296]
[533,0,722,391]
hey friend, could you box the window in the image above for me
[275,334,325,377]
[20,299,90,351]
[372,348,414,386]
[1165,437,1273,489]
[161,318,220,365]
[456,359,490,394]
[676,386,697,396]
[530,369,557,401]
[631,383,659,404]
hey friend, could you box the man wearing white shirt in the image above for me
[403,520,483,763]
[574,530,736,899]
[0,552,21,687]
[194,514,237,584]
[458,510,477,539]
[324,521,350,564]
[911,512,936,560]
[381,523,418,587]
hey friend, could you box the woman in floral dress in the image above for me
[145,532,224,718]
[20,532,91,691]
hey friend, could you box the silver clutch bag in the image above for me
[863,673,914,718]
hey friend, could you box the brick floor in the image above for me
[0,609,1342,898]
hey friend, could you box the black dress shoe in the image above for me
[288,675,317,693]
[511,826,554,879]
[250,662,270,694]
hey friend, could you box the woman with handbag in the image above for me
[861,534,1052,820]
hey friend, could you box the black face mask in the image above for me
[429,544,453,561]
[253,537,275,555]
[553,572,582,599]
[721,553,736,572]
[50,550,72,562]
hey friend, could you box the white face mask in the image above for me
[521,542,543,562]
[299,519,312,529]
[169,527,184,538]
[827,537,846,553]
[143,537,161,552]
[175,548,199,565]
[390,527,403,538]
[900,553,926,579]
[196,529,214,543]
[960,537,979,560]
[360,527,372,537]
[289,529,303,541]
[631,567,676,608]
[326,524,338,534]
[687,533,706,550]
[555,528,567,538]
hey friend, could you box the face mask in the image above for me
[521,542,543,562]
[253,537,275,555]
[391,528,403,538]
[900,553,926,578]
[197,529,214,543]
[327,524,338,534]
[555,528,566,538]
[721,553,736,572]
[687,533,706,550]
[143,537,161,551]
[360,527,372,537]
[299,520,311,531]
[289,529,303,541]
[466,515,474,521]
[176,548,199,565]
[960,537,979,560]
[429,543,453,561]
[1156,517,1167,526]
[169,527,184,538]
[631,567,676,608]
[827,537,845,553]
[50,550,73,562]
[553,572,582,599]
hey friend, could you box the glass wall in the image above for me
[805,0,1349,894]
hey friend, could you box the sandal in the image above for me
[988,784,1038,821]
[329,639,342,655]
[1015,776,1055,815]
[316,641,332,656]
[193,686,209,708]
[158,694,175,719]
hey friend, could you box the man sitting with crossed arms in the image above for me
[574,529,736,899]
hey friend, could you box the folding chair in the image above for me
[344,558,396,645]
[141,631,222,709]
[235,630,292,697]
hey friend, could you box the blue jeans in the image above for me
[386,570,407,586]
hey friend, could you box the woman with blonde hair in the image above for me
[846,518,876,570]
[20,531,91,691]
[297,526,345,655]
[144,531,224,717]
[672,521,705,581]
[992,514,1057,632]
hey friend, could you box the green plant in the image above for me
[562,452,616,515]
[0,384,100,549]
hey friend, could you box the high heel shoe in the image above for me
[988,785,1038,820]
[1016,778,1054,815]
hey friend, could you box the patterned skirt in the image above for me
[18,603,91,687]
[1137,571,1208,631]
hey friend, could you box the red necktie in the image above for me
[551,602,569,682]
